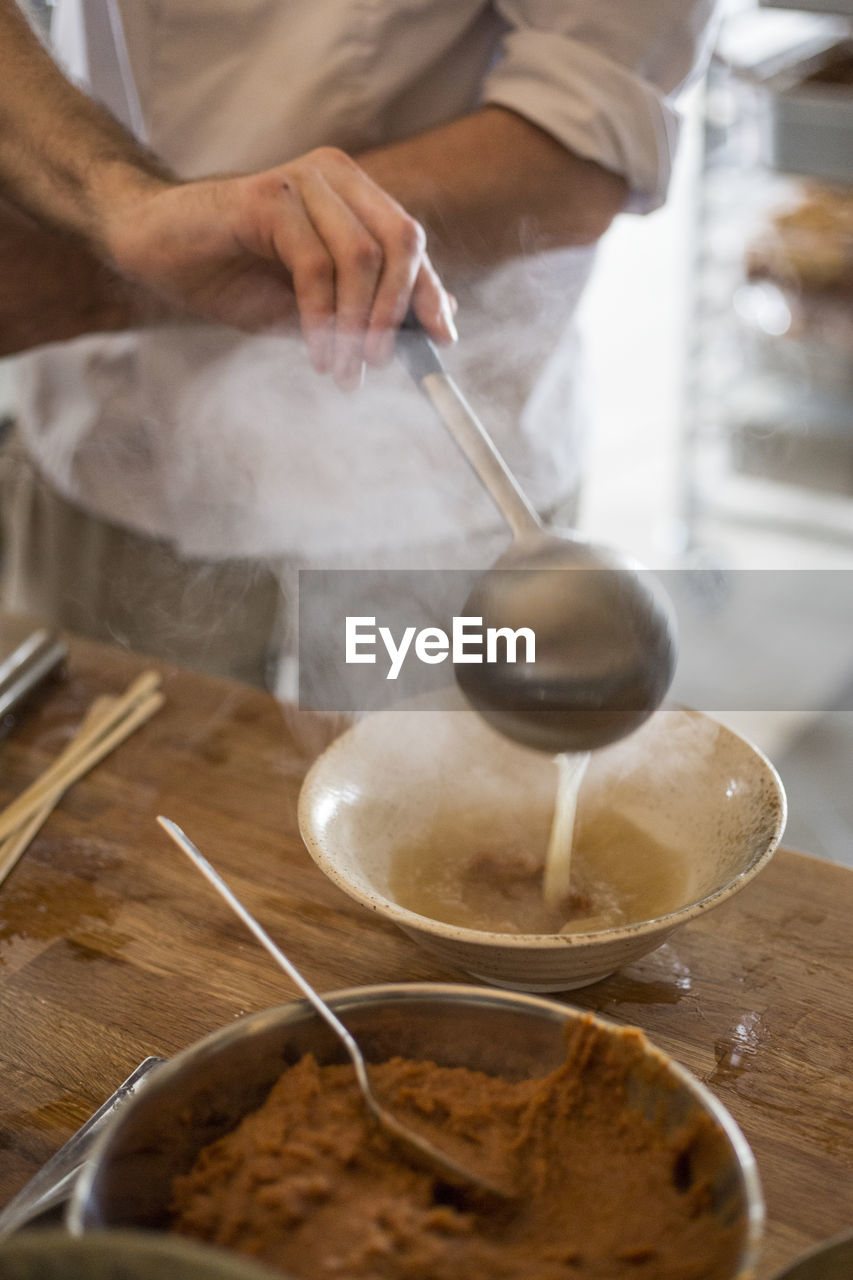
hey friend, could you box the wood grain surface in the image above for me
[0,633,850,1278]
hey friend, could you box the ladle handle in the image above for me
[397,318,541,541]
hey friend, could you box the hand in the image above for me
[99,148,457,388]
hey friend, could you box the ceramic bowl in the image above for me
[0,1230,280,1279]
[68,985,763,1279]
[298,702,786,991]
[772,1231,853,1279]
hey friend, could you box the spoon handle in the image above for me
[397,322,541,541]
[156,817,374,1100]
[157,818,515,1204]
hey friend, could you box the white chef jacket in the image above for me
[16,0,717,563]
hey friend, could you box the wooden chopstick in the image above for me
[0,809,53,887]
[0,698,114,887]
[0,689,164,845]
[0,670,164,853]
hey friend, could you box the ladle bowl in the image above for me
[458,529,677,753]
[397,323,678,754]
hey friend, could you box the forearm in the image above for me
[0,0,171,254]
[0,195,169,356]
[0,2,454,370]
[357,106,628,277]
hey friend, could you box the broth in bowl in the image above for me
[388,806,689,936]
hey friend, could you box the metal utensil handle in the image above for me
[0,633,67,720]
[0,630,52,689]
[156,818,376,1107]
[396,322,541,541]
[0,1056,164,1239]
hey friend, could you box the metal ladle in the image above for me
[157,817,514,1206]
[397,324,677,753]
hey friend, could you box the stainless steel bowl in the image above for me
[68,984,764,1278]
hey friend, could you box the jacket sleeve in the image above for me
[482,0,719,212]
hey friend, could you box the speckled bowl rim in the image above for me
[298,706,788,954]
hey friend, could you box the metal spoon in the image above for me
[157,816,514,1206]
[397,324,677,753]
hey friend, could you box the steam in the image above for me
[578,709,724,858]
[12,243,598,710]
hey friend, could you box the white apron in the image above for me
[15,0,714,562]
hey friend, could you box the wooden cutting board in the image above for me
[0,633,850,1278]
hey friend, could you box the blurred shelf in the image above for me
[757,39,853,184]
[679,22,853,554]
[727,381,853,497]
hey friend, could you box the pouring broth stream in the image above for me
[389,751,689,935]
[542,751,589,910]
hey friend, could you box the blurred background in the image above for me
[580,0,853,868]
[2,0,853,864]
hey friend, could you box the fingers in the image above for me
[408,254,458,353]
[295,165,385,389]
[270,178,337,374]
[261,149,455,388]
[322,159,456,367]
